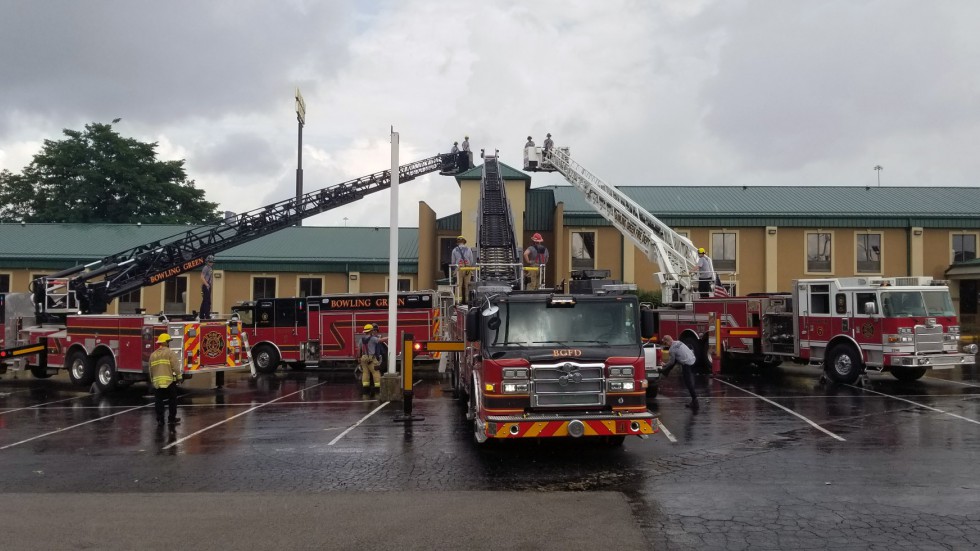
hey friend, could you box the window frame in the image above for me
[569,229,598,271]
[0,272,12,293]
[116,289,143,315]
[710,230,738,274]
[951,232,979,263]
[855,231,883,275]
[805,231,835,275]
[161,275,190,315]
[385,276,413,292]
[297,276,324,298]
[251,275,278,300]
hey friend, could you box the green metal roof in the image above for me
[454,162,532,184]
[0,224,420,273]
[436,212,461,231]
[525,188,556,231]
[549,186,980,228]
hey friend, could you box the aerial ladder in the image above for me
[524,145,700,303]
[471,154,523,294]
[33,153,458,322]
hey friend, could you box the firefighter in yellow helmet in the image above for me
[149,333,182,427]
[358,324,387,394]
[695,247,715,299]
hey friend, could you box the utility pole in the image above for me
[874,165,882,187]
[295,88,306,226]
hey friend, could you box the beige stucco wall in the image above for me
[418,201,437,289]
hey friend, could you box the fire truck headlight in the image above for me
[609,366,634,377]
[962,344,978,354]
[502,368,528,379]
[502,382,529,394]
[898,327,913,335]
[608,380,635,392]
[949,325,960,334]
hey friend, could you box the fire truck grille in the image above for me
[530,362,605,407]
[914,325,943,353]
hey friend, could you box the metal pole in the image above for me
[387,129,399,375]
[296,119,304,226]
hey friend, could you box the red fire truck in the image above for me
[657,276,978,384]
[232,291,441,373]
[0,152,457,389]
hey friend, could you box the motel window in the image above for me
[953,234,977,262]
[117,289,142,315]
[856,233,881,274]
[711,232,736,272]
[0,274,9,293]
[253,277,277,300]
[571,231,596,270]
[163,276,188,314]
[807,232,833,273]
[439,236,458,278]
[386,277,412,292]
[299,277,322,298]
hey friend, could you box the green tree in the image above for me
[0,122,220,223]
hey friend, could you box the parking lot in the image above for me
[1,362,979,550]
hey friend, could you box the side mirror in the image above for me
[864,302,877,316]
[640,309,657,340]
[466,308,481,343]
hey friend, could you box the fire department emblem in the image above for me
[862,322,875,338]
[202,331,225,359]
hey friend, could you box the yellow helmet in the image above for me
[697,247,706,254]
[363,324,374,333]
[156,333,172,344]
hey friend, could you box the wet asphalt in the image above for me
[1,362,978,550]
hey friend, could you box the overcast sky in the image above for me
[1,0,978,227]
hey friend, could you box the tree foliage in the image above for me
[0,123,220,223]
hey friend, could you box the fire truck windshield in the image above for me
[881,290,955,317]
[484,300,639,349]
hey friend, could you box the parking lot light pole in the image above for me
[295,88,306,226]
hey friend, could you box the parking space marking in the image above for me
[656,419,677,443]
[327,401,390,446]
[715,379,846,441]
[848,385,980,426]
[0,394,89,416]
[0,405,150,450]
[163,381,329,450]
[925,376,980,388]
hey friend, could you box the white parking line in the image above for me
[0,394,89,415]
[0,405,150,450]
[848,385,980,426]
[656,419,677,443]
[163,381,329,450]
[327,401,390,446]
[715,379,846,441]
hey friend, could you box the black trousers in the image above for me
[154,383,178,422]
[681,362,698,401]
[698,279,712,298]
[200,284,212,319]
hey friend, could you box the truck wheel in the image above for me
[30,366,53,379]
[824,345,863,385]
[891,366,927,382]
[66,351,95,386]
[681,334,708,373]
[94,356,119,393]
[646,384,658,399]
[252,345,280,374]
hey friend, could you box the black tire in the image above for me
[759,359,783,370]
[252,345,280,374]
[646,383,659,399]
[824,345,863,385]
[66,351,95,386]
[891,366,927,382]
[681,333,708,372]
[94,356,120,393]
[30,366,53,379]
[287,362,306,371]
